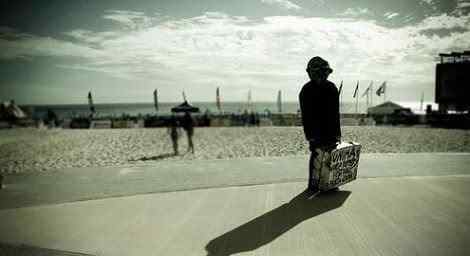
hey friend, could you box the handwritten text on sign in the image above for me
[328,145,361,186]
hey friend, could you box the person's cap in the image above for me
[307,56,333,74]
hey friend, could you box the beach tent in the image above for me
[171,101,200,113]
[0,101,27,119]
[367,101,407,115]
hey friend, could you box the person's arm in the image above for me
[334,86,341,142]
[299,88,322,146]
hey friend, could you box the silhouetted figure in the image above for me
[167,115,181,155]
[205,190,350,256]
[249,112,256,126]
[242,110,249,126]
[299,56,341,193]
[46,109,58,128]
[6,100,18,124]
[181,112,195,154]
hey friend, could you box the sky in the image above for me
[1,0,469,105]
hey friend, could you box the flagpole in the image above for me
[277,90,282,113]
[340,81,343,113]
[420,92,424,111]
[216,87,221,113]
[355,81,359,114]
[370,82,374,107]
[366,89,369,110]
[355,94,359,114]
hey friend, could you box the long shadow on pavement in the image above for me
[129,153,176,162]
[205,189,351,256]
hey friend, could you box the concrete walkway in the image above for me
[1,153,470,255]
[1,153,470,209]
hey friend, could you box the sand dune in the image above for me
[0,126,469,174]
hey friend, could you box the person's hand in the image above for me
[321,142,337,152]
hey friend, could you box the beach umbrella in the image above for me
[153,89,159,112]
[171,101,200,113]
[88,91,96,116]
[277,90,282,113]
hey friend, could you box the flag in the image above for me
[376,81,386,96]
[353,81,359,98]
[277,90,282,113]
[88,91,95,114]
[420,92,424,111]
[362,81,373,97]
[247,90,252,110]
[338,80,343,95]
[361,86,370,97]
[182,91,187,102]
[153,89,159,112]
[216,87,221,112]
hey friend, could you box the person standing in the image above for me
[299,56,341,193]
[167,115,181,155]
[181,112,195,154]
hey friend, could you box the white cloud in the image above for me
[338,8,371,18]
[457,0,470,10]
[260,0,302,11]
[103,10,154,30]
[64,29,121,45]
[0,28,103,60]
[2,11,470,101]
[384,12,400,20]
[416,13,469,30]
[453,0,470,15]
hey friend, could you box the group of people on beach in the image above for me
[167,112,195,155]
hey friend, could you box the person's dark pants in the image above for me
[308,147,319,190]
[171,134,178,155]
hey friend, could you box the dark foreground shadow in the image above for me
[205,189,351,256]
[129,153,176,162]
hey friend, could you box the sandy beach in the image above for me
[0,126,469,174]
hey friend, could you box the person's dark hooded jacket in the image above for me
[299,80,341,147]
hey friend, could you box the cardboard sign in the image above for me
[315,142,361,191]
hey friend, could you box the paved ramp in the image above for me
[1,153,470,209]
[0,176,469,256]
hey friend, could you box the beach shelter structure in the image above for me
[367,101,407,115]
[171,101,200,113]
[0,101,27,120]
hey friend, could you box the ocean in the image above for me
[25,101,436,120]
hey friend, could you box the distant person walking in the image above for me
[181,112,195,154]
[299,56,341,193]
[167,115,181,155]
